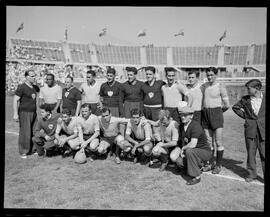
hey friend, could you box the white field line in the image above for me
[5,130,19,136]
[4,130,264,186]
[203,171,264,186]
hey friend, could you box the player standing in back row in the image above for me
[201,67,230,174]
[162,67,192,124]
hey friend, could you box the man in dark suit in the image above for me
[232,79,265,183]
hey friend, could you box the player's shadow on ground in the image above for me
[222,158,264,183]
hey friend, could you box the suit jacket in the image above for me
[232,93,265,140]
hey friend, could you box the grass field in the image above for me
[4,95,264,211]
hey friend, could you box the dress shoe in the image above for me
[186,177,201,185]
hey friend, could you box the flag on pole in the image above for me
[219,30,226,41]
[138,30,146,37]
[99,28,107,37]
[64,27,68,40]
[174,29,184,37]
[16,22,24,33]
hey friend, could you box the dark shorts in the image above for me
[165,107,181,124]
[124,101,143,118]
[193,110,202,124]
[201,107,224,130]
[100,135,117,145]
[83,133,96,141]
[107,107,119,117]
[89,103,101,116]
[44,103,60,113]
[143,106,161,121]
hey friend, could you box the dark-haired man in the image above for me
[125,108,153,164]
[79,103,100,161]
[79,70,102,116]
[232,79,265,182]
[98,107,130,164]
[54,109,84,157]
[13,69,40,158]
[142,66,166,142]
[39,73,62,113]
[32,104,61,157]
[120,67,144,118]
[99,68,124,117]
[201,67,230,174]
[61,76,81,116]
[186,71,203,123]
[162,67,192,124]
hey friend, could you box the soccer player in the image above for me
[162,67,192,124]
[232,79,265,182]
[99,68,124,117]
[13,69,40,158]
[79,103,100,161]
[39,73,62,113]
[98,107,131,164]
[79,70,102,116]
[32,104,61,157]
[125,108,153,164]
[54,109,83,157]
[142,66,165,121]
[170,105,212,185]
[61,76,81,116]
[147,109,179,172]
[120,67,144,118]
[201,67,230,174]
[186,71,203,123]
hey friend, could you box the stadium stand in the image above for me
[6,38,266,94]
[94,44,141,65]
[253,44,266,65]
[223,45,248,66]
[146,47,167,65]
[173,46,219,66]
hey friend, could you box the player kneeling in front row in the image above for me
[147,109,179,172]
[171,106,212,185]
[54,109,83,157]
[32,104,61,157]
[98,107,131,164]
[125,108,153,164]
[78,103,100,161]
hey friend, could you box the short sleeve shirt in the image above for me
[125,119,152,141]
[36,113,61,136]
[160,120,179,142]
[39,84,62,104]
[15,83,40,112]
[56,116,83,135]
[142,80,166,106]
[99,81,122,107]
[180,120,210,150]
[80,114,100,135]
[62,87,82,111]
[99,116,129,137]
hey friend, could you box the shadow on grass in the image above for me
[222,158,264,183]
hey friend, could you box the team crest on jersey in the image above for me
[31,94,36,99]
[107,91,113,97]
[65,92,69,98]
[184,137,189,143]
[48,124,54,130]
[148,92,154,98]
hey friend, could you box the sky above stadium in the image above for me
[6,6,267,46]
